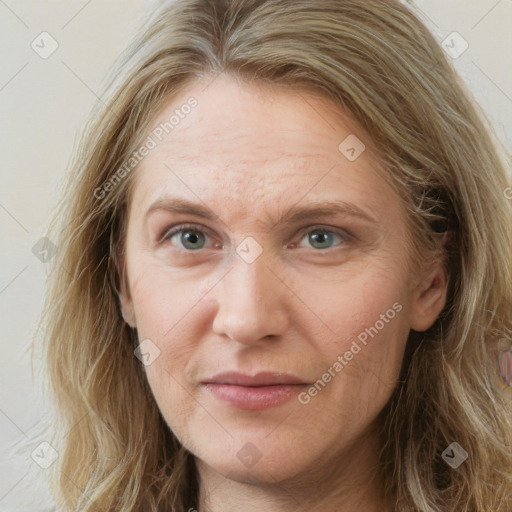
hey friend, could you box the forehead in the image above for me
[129,74,396,224]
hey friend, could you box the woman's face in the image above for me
[119,74,447,485]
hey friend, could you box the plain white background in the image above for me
[0,0,511,509]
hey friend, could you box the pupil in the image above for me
[311,230,331,248]
[183,231,202,249]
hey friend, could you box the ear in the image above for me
[119,290,136,328]
[409,260,448,332]
[117,260,136,329]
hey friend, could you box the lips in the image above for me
[201,371,309,410]
[202,371,308,387]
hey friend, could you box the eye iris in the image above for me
[173,228,338,250]
[309,229,335,249]
[181,230,205,250]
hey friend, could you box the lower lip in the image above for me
[202,383,305,410]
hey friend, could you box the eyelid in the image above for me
[159,222,214,243]
[297,224,353,240]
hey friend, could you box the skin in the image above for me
[119,73,448,512]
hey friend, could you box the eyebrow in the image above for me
[144,197,379,226]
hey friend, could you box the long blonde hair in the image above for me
[35,0,512,510]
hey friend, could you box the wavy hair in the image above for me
[35,0,512,510]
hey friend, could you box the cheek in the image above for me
[128,258,210,340]
[128,263,212,431]
[139,329,199,444]
[309,268,409,401]
[311,262,408,347]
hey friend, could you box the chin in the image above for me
[191,431,316,485]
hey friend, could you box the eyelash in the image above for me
[159,223,352,251]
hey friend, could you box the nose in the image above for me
[211,250,290,345]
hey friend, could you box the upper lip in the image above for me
[201,371,308,387]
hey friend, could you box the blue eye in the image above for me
[298,228,347,250]
[162,224,210,250]
[161,224,349,251]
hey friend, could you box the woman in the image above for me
[35,0,512,510]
